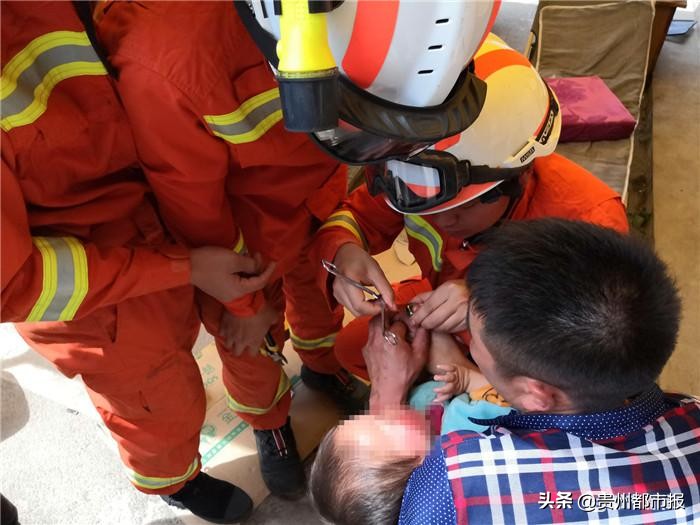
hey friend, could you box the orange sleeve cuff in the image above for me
[223,290,265,318]
[148,244,192,288]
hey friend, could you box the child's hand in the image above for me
[432,364,471,404]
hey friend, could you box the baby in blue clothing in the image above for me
[409,331,512,434]
[309,329,510,525]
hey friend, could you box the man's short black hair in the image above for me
[467,219,681,411]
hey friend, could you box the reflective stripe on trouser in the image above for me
[198,249,344,428]
[225,369,291,415]
[26,236,89,322]
[216,338,294,430]
[289,329,337,351]
[233,229,246,254]
[199,288,293,430]
[334,279,432,382]
[204,87,283,144]
[126,458,199,492]
[16,285,203,495]
[404,215,443,272]
[1,30,108,131]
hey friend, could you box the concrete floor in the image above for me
[654,25,700,395]
[1,3,698,525]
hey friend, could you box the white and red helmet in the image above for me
[236,1,501,162]
[367,33,562,215]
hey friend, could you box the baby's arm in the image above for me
[426,331,471,374]
[428,332,490,403]
[433,363,489,403]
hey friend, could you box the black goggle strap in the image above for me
[460,161,527,187]
[337,68,485,141]
[480,174,524,204]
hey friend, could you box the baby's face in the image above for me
[334,407,430,463]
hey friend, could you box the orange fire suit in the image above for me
[311,153,630,380]
[1,2,212,495]
[95,2,347,429]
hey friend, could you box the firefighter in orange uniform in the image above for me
[93,0,500,511]
[312,35,630,381]
[1,2,275,523]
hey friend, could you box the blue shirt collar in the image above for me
[469,385,670,441]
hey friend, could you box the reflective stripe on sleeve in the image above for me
[1,31,107,131]
[318,210,368,249]
[233,229,247,255]
[352,373,371,386]
[25,236,89,322]
[204,87,283,144]
[125,457,199,491]
[226,370,291,415]
[404,215,443,272]
[289,329,338,351]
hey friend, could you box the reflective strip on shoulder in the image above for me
[289,329,338,351]
[126,457,199,491]
[404,215,443,272]
[226,370,291,415]
[204,87,283,144]
[319,210,368,249]
[25,236,89,322]
[1,31,107,131]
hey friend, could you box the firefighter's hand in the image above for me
[190,247,275,303]
[331,243,395,317]
[409,280,470,333]
[219,303,279,357]
[364,317,428,410]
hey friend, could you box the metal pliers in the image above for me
[260,332,288,365]
[322,259,398,345]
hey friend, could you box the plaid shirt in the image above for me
[399,386,700,524]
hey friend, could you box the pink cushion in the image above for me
[545,76,637,142]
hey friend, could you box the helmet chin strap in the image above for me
[460,172,527,250]
[498,173,526,218]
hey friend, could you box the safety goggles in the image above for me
[365,85,560,213]
[310,68,488,164]
[365,150,527,214]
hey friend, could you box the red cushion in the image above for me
[546,76,637,142]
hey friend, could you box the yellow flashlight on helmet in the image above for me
[275,0,340,132]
